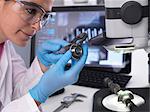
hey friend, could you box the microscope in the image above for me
[104,0,149,51]
[104,0,150,82]
[91,0,149,82]
[92,0,149,111]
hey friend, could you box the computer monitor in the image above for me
[148,0,150,82]
[31,5,131,74]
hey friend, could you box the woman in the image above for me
[0,0,88,112]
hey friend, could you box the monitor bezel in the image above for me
[148,0,150,33]
[51,5,105,12]
[30,5,132,74]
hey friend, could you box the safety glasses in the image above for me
[12,0,51,27]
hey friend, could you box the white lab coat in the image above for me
[0,40,43,112]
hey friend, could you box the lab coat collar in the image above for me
[0,42,9,108]
[0,42,8,88]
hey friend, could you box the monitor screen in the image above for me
[32,6,131,73]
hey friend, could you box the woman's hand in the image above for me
[37,39,69,72]
[29,44,88,103]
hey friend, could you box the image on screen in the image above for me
[35,8,125,68]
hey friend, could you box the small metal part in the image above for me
[104,77,121,94]
[70,44,83,60]
[55,33,88,60]
[104,77,136,110]
[53,103,67,112]
[89,34,133,46]
[71,33,88,44]
[53,93,87,112]
[55,44,71,54]
[117,90,135,109]
[71,93,87,98]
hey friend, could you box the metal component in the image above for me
[53,93,87,112]
[71,93,87,98]
[74,99,83,102]
[55,33,88,60]
[89,34,133,46]
[54,44,71,54]
[104,77,136,110]
[104,77,121,94]
[117,90,134,105]
[71,33,88,44]
[70,44,83,60]
[53,103,67,112]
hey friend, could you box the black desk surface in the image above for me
[93,88,150,112]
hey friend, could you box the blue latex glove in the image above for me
[29,44,88,103]
[37,40,69,67]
